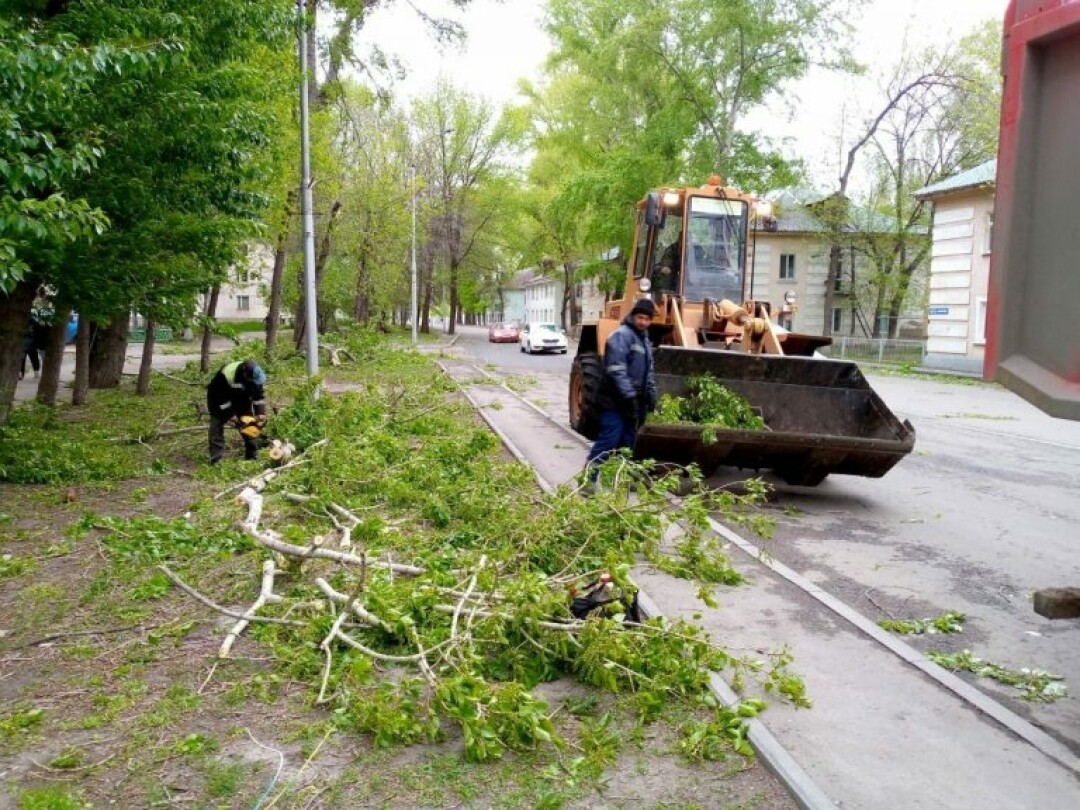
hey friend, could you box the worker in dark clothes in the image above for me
[583,298,658,487]
[206,359,267,464]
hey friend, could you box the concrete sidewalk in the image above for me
[444,353,1080,810]
[12,337,242,405]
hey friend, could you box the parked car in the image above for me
[519,322,568,355]
[487,322,520,344]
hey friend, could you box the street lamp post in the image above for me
[410,162,418,345]
[297,0,318,376]
[749,200,772,301]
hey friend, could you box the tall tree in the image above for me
[414,83,520,336]
[827,21,1002,337]
[515,0,850,317]
[0,15,128,422]
[1,2,297,405]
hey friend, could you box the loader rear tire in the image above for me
[569,352,604,440]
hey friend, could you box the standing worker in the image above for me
[584,298,658,487]
[206,359,268,464]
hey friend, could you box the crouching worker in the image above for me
[583,298,658,487]
[207,359,267,464]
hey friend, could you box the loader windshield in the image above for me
[683,197,748,302]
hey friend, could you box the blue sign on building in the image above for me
[928,306,950,316]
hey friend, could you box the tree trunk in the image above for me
[421,257,435,335]
[136,318,156,395]
[447,259,459,337]
[201,284,220,374]
[36,306,72,407]
[353,255,370,324]
[0,279,37,425]
[88,319,128,389]
[265,235,286,358]
[293,262,307,350]
[72,316,90,407]
[871,285,888,338]
[562,260,578,329]
[314,200,343,334]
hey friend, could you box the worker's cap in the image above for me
[242,360,266,386]
[630,299,657,318]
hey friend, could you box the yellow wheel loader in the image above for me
[568,177,915,486]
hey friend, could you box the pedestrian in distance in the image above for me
[31,306,51,367]
[206,359,268,464]
[583,298,658,489]
[19,310,45,380]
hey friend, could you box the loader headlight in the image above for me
[639,277,652,292]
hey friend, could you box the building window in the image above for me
[974,296,987,344]
[832,307,843,333]
[982,210,994,254]
[236,267,252,284]
[779,254,796,280]
[236,295,251,311]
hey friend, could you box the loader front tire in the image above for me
[569,352,604,439]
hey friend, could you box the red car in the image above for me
[487,322,520,343]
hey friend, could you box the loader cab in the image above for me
[633,193,749,305]
[682,197,748,302]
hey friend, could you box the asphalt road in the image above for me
[453,323,1080,756]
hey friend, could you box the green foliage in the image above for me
[338,678,441,748]
[0,553,34,579]
[678,699,764,760]
[0,406,143,483]
[653,376,766,431]
[74,514,252,564]
[48,747,85,769]
[174,733,219,756]
[0,18,119,291]
[879,611,965,635]
[437,676,557,762]
[928,650,1069,703]
[1,704,45,745]
[9,0,297,340]
[12,786,93,810]
[203,759,246,798]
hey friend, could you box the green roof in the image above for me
[914,159,996,199]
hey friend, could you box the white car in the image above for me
[519,322,568,354]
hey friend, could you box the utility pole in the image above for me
[410,160,418,345]
[298,0,319,376]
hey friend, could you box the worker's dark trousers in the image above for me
[208,414,257,464]
[585,409,640,480]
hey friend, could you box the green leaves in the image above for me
[928,650,1069,703]
[878,611,965,635]
[653,375,767,431]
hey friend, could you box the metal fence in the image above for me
[818,336,926,366]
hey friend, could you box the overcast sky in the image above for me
[357,0,1010,188]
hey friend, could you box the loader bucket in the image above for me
[635,347,915,486]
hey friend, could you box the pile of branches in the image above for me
[161,341,801,762]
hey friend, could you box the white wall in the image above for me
[925,191,993,367]
[203,243,272,322]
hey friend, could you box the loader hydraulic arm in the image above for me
[708,299,784,355]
